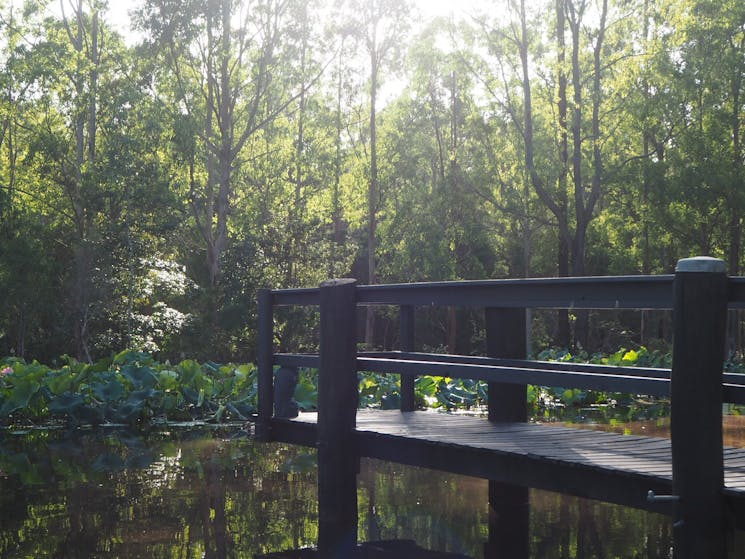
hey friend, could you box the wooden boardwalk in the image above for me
[271,409,745,523]
[258,259,745,556]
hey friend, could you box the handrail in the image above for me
[271,275,745,309]
[272,274,676,309]
[272,287,320,306]
[356,275,674,309]
[273,351,745,405]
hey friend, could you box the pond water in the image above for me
[0,420,741,558]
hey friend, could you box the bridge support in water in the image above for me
[317,279,360,555]
[484,306,530,559]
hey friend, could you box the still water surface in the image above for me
[0,419,741,558]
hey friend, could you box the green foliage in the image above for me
[527,347,673,423]
[535,346,673,369]
[0,346,681,429]
[3,0,745,362]
[0,350,257,428]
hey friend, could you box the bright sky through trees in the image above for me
[4,0,745,362]
[77,0,494,41]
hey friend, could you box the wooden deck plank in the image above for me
[273,409,745,520]
[355,411,674,468]
[289,410,744,484]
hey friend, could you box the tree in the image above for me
[1,1,183,360]
[137,0,304,290]
[475,0,629,347]
[337,0,410,346]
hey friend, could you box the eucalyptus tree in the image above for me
[13,0,151,360]
[136,0,306,290]
[0,0,183,360]
[0,0,25,223]
[673,0,745,272]
[472,0,635,346]
[392,19,506,280]
[630,0,745,352]
[335,0,411,346]
[132,0,315,358]
[268,0,348,290]
[0,1,62,358]
[377,22,502,352]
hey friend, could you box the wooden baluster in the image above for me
[400,304,416,412]
[485,307,528,422]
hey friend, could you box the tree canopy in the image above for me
[1,0,743,361]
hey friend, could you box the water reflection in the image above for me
[0,425,683,558]
[0,428,319,557]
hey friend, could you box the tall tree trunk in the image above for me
[567,0,607,349]
[447,71,459,351]
[203,5,218,289]
[214,0,232,288]
[88,9,98,163]
[62,0,95,361]
[288,1,309,287]
[568,0,584,277]
[729,45,743,355]
[556,0,571,347]
[640,0,651,345]
[517,0,570,347]
[330,44,345,278]
[365,27,379,348]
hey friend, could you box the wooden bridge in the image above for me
[256,257,745,558]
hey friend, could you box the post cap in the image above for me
[320,278,357,288]
[675,256,726,273]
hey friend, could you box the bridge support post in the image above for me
[400,305,416,411]
[671,257,728,559]
[317,279,359,555]
[256,288,274,441]
[484,307,529,559]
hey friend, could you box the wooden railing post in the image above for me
[256,288,274,441]
[484,307,529,559]
[317,279,359,555]
[485,307,528,422]
[671,256,728,558]
[400,305,416,412]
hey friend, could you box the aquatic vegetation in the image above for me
[2,345,721,429]
[0,350,257,428]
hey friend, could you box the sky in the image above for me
[98,0,492,42]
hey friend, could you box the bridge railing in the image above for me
[260,271,745,423]
[258,256,745,558]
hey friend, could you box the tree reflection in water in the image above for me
[0,427,678,558]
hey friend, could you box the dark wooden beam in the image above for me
[256,288,274,441]
[485,307,528,423]
[356,357,670,398]
[484,307,529,557]
[276,351,745,404]
[356,276,675,309]
[317,279,359,555]
[399,305,416,412]
[671,257,728,558]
